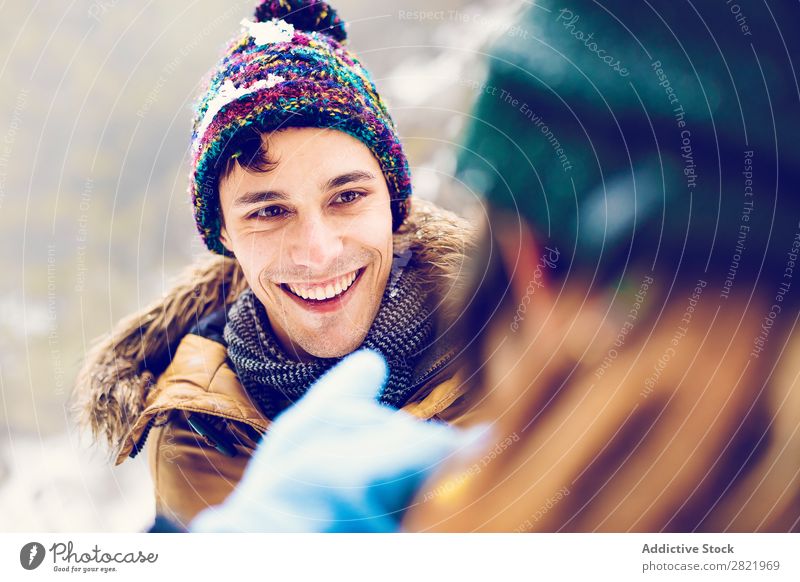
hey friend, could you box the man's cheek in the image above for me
[236,238,274,280]
[237,253,262,287]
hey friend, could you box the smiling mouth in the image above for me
[280,268,364,305]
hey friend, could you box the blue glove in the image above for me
[190,349,485,532]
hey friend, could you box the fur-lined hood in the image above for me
[71,199,475,458]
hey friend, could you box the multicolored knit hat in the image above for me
[190,0,412,255]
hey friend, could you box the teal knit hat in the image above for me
[459,0,800,278]
[191,0,411,255]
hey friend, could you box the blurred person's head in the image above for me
[452,0,800,407]
[407,0,800,531]
[188,1,411,359]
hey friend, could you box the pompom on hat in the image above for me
[191,0,412,255]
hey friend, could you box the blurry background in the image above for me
[0,0,514,530]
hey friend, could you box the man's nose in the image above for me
[287,213,344,271]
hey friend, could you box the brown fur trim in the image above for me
[70,199,475,458]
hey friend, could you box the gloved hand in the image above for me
[190,349,486,532]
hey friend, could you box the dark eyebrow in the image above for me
[322,170,376,191]
[232,171,375,208]
[233,189,288,208]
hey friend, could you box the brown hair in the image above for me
[217,125,278,182]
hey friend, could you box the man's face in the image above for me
[218,127,394,360]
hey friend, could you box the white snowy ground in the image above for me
[0,432,154,531]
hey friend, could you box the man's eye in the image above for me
[254,206,286,219]
[335,190,364,204]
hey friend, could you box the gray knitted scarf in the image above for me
[224,258,435,419]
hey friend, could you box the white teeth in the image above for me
[286,269,359,301]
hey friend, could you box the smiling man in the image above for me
[73,0,474,527]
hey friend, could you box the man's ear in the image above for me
[219,224,234,255]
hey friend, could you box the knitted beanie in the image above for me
[190,0,411,255]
